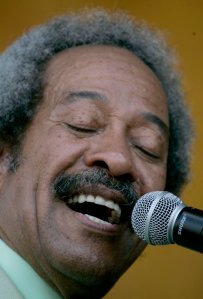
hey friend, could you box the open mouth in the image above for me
[66,194,122,225]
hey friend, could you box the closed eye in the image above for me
[66,123,98,134]
[135,145,160,160]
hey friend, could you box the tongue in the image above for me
[68,202,112,222]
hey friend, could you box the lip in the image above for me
[56,184,134,234]
[74,210,124,234]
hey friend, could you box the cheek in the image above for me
[37,133,88,179]
[138,164,167,194]
[21,130,88,184]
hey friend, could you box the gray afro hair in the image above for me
[0,8,193,194]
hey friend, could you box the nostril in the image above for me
[92,160,110,170]
[90,160,134,182]
[84,147,134,178]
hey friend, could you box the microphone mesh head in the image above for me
[131,191,182,245]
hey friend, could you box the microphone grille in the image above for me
[131,191,182,245]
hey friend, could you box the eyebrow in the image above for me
[63,90,107,103]
[142,112,169,137]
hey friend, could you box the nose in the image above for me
[83,132,135,181]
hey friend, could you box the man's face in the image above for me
[0,45,169,298]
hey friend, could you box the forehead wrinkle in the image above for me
[142,112,169,138]
[61,90,108,105]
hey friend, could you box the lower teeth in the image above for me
[85,214,112,225]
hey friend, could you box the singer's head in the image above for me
[0,8,193,299]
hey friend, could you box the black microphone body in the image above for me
[131,191,203,253]
[173,207,203,253]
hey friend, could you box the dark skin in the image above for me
[0,45,169,298]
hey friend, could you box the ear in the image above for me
[0,147,11,188]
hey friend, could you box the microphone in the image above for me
[131,191,203,253]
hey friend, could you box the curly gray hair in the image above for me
[0,9,193,194]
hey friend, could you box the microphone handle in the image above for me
[173,207,203,253]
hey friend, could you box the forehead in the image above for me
[43,45,168,125]
[45,45,163,89]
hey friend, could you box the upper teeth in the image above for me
[67,194,121,223]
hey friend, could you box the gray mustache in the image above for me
[53,168,138,207]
